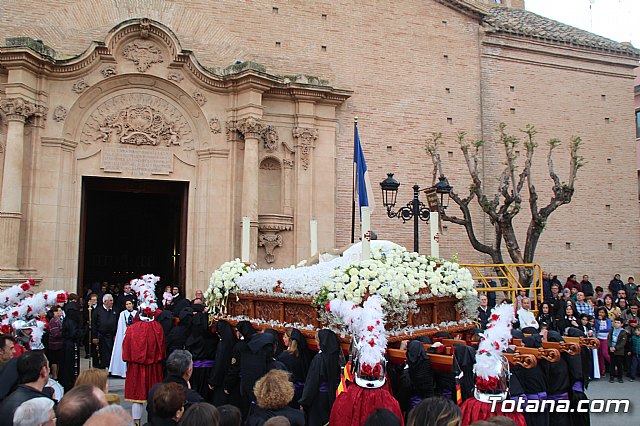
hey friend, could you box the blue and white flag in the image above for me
[354,125,376,213]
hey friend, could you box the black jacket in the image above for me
[146,375,203,423]
[246,405,305,426]
[0,385,54,425]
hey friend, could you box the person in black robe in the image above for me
[521,335,549,426]
[91,295,118,369]
[155,308,174,338]
[546,331,572,426]
[84,293,99,365]
[453,343,476,403]
[564,331,591,426]
[185,303,218,401]
[166,307,192,355]
[209,320,237,406]
[264,328,284,358]
[299,329,341,426]
[406,340,434,410]
[223,321,257,417]
[277,328,311,408]
[59,300,84,391]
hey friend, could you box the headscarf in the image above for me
[522,334,542,349]
[406,340,428,366]
[546,330,564,343]
[290,328,311,376]
[264,328,283,357]
[236,320,256,340]
[317,329,341,405]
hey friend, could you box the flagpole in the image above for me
[351,117,358,244]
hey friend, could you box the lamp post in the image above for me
[380,173,451,253]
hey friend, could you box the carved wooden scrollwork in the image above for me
[284,304,317,327]
[255,301,280,322]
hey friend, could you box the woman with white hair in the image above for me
[13,397,55,426]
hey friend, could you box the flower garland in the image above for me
[204,259,254,314]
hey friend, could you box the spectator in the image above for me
[623,303,639,333]
[218,405,241,426]
[557,305,580,335]
[263,418,290,426]
[579,275,594,297]
[616,289,627,304]
[362,408,402,426]
[407,396,461,426]
[517,297,538,333]
[477,295,490,330]
[0,335,18,400]
[541,272,552,303]
[595,308,612,377]
[180,403,219,426]
[564,274,580,292]
[629,326,640,382]
[55,384,107,426]
[486,280,497,310]
[75,368,108,393]
[625,277,637,300]
[150,382,185,426]
[548,284,565,319]
[246,369,304,426]
[0,351,53,422]
[536,302,555,331]
[609,274,625,298]
[47,306,64,380]
[13,397,55,426]
[147,350,203,423]
[85,405,134,426]
[91,294,118,369]
[569,287,579,303]
[607,317,629,383]
[574,292,594,317]
[603,295,621,321]
[594,286,605,305]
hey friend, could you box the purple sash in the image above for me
[525,392,548,401]
[548,392,569,401]
[319,382,328,393]
[409,396,422,410]
[193,360,214,368]
[572,381,584,393]
[294,382,305,392]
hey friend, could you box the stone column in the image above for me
[292,127,318,261]
[0,98,38,272]
[237,117,264,263]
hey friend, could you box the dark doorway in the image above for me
[78,177,188,295]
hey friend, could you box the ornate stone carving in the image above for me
[259,232,283,264]
[261,126,279,152]
[0,98,44,121]
[167,72,183,83]
[237,117,265,139]
[72,79,90,94]
[101,66,117,78]
[140,18,151,39]
[282,159,294,169]
[225,120,239,141]
[259,157,280,170]
[122,40,163,72]
[80,93,194,151]
[292,127,318,170]
[192,91,206,106]
[208,118,221,134]
[258,214,293,232]
[53,106,67,122]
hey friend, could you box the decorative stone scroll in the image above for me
[72,79,90,94]
[209,118,222,134]
[80,93,194,150]
[292,127,318,170]
[101,66,117,78]
[261,126,279,152]
[258,233,283,264]
[122,40,164,72]
[53,106,67,122]
[167,72,183,83]
[237,117,265,139]
[192,91,206,106]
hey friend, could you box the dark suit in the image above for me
[91,305,118,369]
[0,385,54,424]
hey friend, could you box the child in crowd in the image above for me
[607,317,629,383]
[629,326,640,382]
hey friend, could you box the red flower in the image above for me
[56,293,67,304]
[277,280,282,285]
[368,339,375,347]
[43,294,48,300]
[367,325,374,332]
[325,301,331,312]
[28,279,35,286]
[0,324,11,334]
[490,314,499,321]
[27,306,32,313]
[12,311,18,317]
[493,341,500,350]
[20,282,31,291]
[360,363,382,378]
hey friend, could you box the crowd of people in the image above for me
[0,272,634,426]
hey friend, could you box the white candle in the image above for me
[430,211,440,258]
[361,206,371,260]
[241,216,250,262]
[310,220,318,257]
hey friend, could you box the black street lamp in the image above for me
[380,173,452,253]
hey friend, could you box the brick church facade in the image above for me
[0,0,638,293]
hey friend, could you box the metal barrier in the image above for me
[460,263,543,313]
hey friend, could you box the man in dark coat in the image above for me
[84,293,99,365]
[146,349,203,423]
[0,335,18,401]
[185,302,218,400]
[208,320,237,406]
[477,294,491,329]
[609,274,625,298]
[91,294,118,369]
[59,299,84,391]
[117,282,138,312]
[580,275,594,298]
[0,351,54,421]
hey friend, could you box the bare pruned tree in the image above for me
[426,123,583,285]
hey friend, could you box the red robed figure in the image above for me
[122,318,166,402]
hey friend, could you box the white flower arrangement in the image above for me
[204,259,254,314]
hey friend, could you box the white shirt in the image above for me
[518,308,539,330]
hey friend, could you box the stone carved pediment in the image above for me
[81,94,194,151]
[122,40,164,72]
[292,127,318,170]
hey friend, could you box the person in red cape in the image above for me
[330,380,403,426]
[123,274,165,426]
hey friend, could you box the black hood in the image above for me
[247,332,274,354]
[318,329,339,354]
[406,340,428,365]
[523,334,542,349]
[547,330,564,343]
[236,320,257,340]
